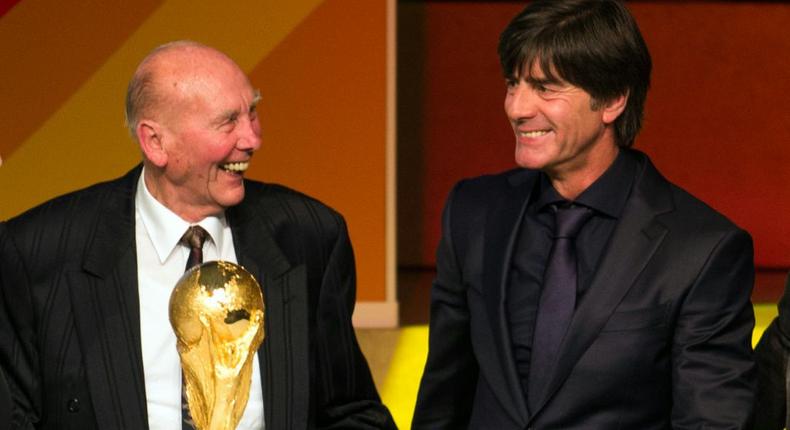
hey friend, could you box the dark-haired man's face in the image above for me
[504,64,619,182]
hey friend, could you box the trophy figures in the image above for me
[169,261,265,430]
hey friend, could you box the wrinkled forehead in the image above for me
[169,56,249,92]
[156,58,257,118]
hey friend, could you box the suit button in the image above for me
[66,398,80,413]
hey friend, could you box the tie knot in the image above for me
[181,225,208,250]
[553,205,593,239]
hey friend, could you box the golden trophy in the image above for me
[169,261,265,430]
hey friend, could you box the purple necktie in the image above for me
[528,205,592,410]
[178,225,208,429]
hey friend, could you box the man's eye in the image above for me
[219,115,238,131]
[221,114,239,127]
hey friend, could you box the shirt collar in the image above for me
[135,168,229,263]
[532,148,637,218]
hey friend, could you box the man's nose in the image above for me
[505,83,538,121]
[237,117,262,151]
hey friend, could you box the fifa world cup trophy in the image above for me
[169,261,265,430]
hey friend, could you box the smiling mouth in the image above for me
[518,130,551,138]
[220,161,249,174]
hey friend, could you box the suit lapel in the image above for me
[229,190,309,430]
[528,153,674,416]
[67,167,149,429]
[482,170,538,424]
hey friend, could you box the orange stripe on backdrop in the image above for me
[249,0,388,301]
[0,0,164,159]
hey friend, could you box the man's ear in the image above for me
[601,91,629,125]
[137,120,168,168]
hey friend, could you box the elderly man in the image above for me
[413,1,755,428]
[0,41,394,429]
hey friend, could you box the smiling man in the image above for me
[0,41,394,429]
[412,1,756,429]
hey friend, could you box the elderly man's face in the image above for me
[154,55,261,219]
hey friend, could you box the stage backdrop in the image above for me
[398,1,790,293]
[0,0,397,327]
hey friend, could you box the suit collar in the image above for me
[527,151,675,418]
[82,166,141,278]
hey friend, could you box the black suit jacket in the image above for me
[0,166,395,429]
[753,273,790,430]
[413,150,755,429]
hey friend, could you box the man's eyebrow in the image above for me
[213,89,262,126]
[250,89,262,108]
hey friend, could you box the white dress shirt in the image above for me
[135,170,264,429]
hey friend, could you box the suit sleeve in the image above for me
[0,222,39,429]
[313,216,396,430]
[671,228,756,429]
[412,183,479,429]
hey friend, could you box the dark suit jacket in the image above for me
[0,166,395,429]
[753,274,790,430]
[0,366,10,430]
[413,150,755,429]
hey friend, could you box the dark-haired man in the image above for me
[413,1,755,428]
[0,41,395,429]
